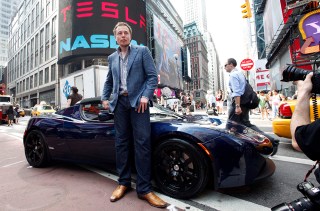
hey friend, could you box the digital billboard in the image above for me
[153,15,183,90]
[58,0,147,64]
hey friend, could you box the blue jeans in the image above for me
[113,95,152,195]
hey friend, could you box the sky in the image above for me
[170,0,249,64]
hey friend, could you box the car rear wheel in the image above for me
[153,139,210,199]
[24,131,49,167]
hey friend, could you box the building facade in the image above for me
[255,0,319,97]
[7,0,185,108]
[0,0,21,81]
[184,0,207,34]
[184,22,209,102]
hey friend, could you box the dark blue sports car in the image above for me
[23,97,275,199]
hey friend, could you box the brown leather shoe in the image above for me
[138,192,168,208]
[110,185,130,202]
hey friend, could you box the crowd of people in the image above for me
[256,89,294,121]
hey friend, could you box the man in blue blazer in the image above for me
[101,22,167,208]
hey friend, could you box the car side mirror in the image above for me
[98,111,114,121]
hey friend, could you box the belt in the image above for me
[120,92,128,96]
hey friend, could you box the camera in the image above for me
[271,181,320,211]
[282,65,320,94]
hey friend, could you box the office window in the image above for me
[40,29,44,64]
[52,16,56,37]
[35,34,39,67]
[34,73,38,87]
[26,78,29,91]
[31,9,35,33]
[45,67,49,83]
[51,64,56,81]
[40,0,44,23]
[30,75,33,89]
[30,38,34,70]
[36,3,39,28]
[45,23,50,60]
[39,70,43,85]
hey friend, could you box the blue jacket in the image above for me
[101,45,158,112]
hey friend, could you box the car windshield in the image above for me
[150,103,183,120]
[41,105,53,110]
[0,97,11,102]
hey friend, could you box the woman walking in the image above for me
[258,91,267,120]
[7,105,14,126]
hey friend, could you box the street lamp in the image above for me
[173,54,182,91]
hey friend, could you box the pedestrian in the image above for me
[271,90,280,119]
[258,91,267,120]
[216,89,224,114]
[7,105,14,126]
[101,22,167,208]
[224,58,279,155]
[14,105,20,124]
[67,86,83,107]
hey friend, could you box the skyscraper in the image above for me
[0,0,20,67]
[184,0,207,34]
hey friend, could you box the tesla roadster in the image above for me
[23,97,275,199]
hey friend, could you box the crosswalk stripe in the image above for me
[192,191,269,211]
[270,155,315,165]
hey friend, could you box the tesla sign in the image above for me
[58,0,147,64]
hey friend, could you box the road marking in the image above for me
[0,157,17,164]
[270,155,315,165]
[192,191,269,211]
[2,160,25,168]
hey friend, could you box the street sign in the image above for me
[240,58,254,71]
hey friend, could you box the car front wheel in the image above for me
[153,139,210,199]
[24,131,49,167]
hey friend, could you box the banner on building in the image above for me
[255,59,271,91]
[153,15,183,90]
[299,9,320,54]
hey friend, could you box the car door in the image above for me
[62,102,116,167]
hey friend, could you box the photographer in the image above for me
[291,72,320,160]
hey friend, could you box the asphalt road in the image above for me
[0,114,318,211]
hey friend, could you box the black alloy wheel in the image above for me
[153,139,210,199]
[24,131,49,167]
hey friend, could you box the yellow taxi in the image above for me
[272,97,320,139]
[31,104,56,117]
[18,109,25,117]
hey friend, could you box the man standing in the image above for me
[101,22,167,208]
[224,58,249,124]
[224,58,279,155]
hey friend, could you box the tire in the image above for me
[24,130,49,168]
[153,139,210,199]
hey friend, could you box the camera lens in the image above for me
[282,65,310,82]
[272,197,317,211]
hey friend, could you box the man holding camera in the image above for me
[291,72,320,161]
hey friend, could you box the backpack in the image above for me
[240,82,259,109]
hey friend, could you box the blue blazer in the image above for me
[101,45,158,112]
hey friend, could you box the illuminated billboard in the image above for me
[153,15,183,89]
[58,0,147,64]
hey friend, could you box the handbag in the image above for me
[240,82,259,109]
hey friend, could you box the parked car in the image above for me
[23,97,276,199]
[272,97,320,139]
[31,104,56,117]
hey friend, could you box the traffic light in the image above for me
[241,0,252,19]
